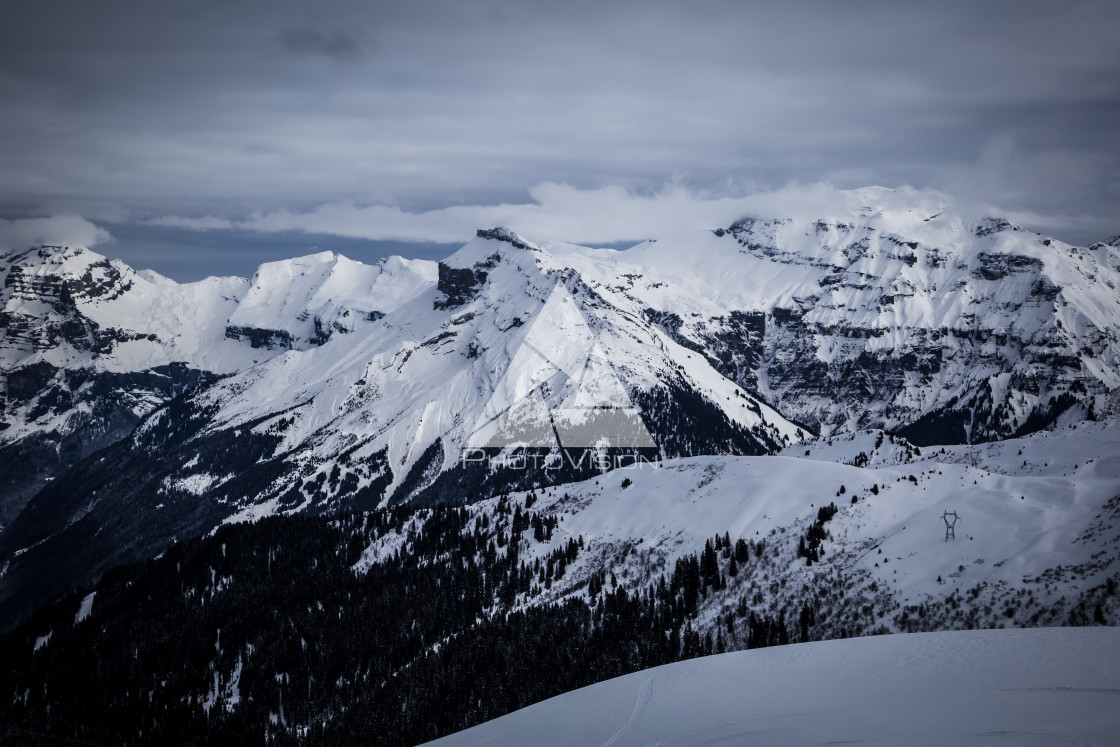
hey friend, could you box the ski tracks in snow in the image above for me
[600,671,656,747]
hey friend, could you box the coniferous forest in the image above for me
[0,499,809,746]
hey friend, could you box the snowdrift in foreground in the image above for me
[427,627,1120,747]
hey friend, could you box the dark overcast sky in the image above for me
[1,0,1118,280]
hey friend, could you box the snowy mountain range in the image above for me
[2,187,1120,627]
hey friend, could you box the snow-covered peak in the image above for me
[226,250,437,347]
[1,241,252,374]
[576,207,1120,438]
[2,243,103,271]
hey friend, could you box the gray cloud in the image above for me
[0,215,111,252]
[278,27,366,61]
[143,181,1085,250]
[0,0,1117,265]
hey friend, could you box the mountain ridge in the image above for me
[2,192,1119,628]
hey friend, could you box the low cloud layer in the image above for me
[0,215,111,252]
[8,180,1115,283]
[144,180,1098,249]
[1,0,1117,266]
[144,182,919,245]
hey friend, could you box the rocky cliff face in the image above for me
[629,203,1120,445]
[0,247,234,522]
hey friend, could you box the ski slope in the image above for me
[426,627,1120,746]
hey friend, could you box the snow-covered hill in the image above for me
[425,627,1120,746]
[367,417,1120,645]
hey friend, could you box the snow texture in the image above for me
[427,627,1120,747]
[441,417,1120,634]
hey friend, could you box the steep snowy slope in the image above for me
[197,227,797,509]
[0,244,437,524]
[426,628,1120,747]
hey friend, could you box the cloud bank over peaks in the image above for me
[146,182,970,248]
[0,215,112,253]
